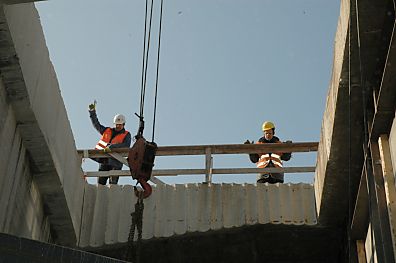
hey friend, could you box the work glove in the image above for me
[281,140,292,161]
[88,101,96,111]
[103,147,111,153]
[244,140,259,163]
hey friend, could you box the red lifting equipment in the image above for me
[127,116,157,198]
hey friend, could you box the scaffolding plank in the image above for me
[78,142,318,158]
[84,166,315,177]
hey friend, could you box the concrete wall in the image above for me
[3,2,86,231]
[0,78,50,242]
[78,182,317,249]
[0,3,86,246]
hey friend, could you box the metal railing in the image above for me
[78,142,318,184]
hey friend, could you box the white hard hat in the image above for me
[113,114,126,124]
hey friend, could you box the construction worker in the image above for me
[245,121,291,184]
[89,102,132,185]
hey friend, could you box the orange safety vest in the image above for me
[95,128,129,150]
[256,141,283,168]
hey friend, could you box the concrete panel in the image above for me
[174,184,187,235]
[118,185,134,242]
[105,185,122,245]
[77,184,96,248]
[79,182,317,249]
[245,184,258,225]
[210,183,222,230]
[186,183,199,232]
[89,184,109,247]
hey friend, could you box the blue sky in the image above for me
[36,0,340,185]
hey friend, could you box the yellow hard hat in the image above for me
[262,121,275,131]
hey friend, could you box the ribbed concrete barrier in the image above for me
[78,182,317,248]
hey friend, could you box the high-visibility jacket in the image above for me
[96,128,129,150]
[256,140,283,168]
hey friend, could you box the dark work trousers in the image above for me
[98,164,120,185]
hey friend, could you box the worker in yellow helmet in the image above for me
[245,121,291,184]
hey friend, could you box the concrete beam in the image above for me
[0,3,85,246]
[315,0,393,227]
[314,0,354,226]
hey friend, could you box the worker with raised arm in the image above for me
[88,101,132,185]
[245,121,291,184]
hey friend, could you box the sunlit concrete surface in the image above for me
[0,3,85,246]
[77,182,317,248]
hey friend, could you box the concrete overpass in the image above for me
[1,0,396,262]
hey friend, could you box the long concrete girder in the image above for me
[0,3,85,246]
[314,0,394,227]
[314,0,357,226]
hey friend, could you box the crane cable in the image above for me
[152,0,164,142]
[125,0,164,262]
[137,0,163,143]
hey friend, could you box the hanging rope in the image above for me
[124,193,144,262]
[151,0,164,142]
